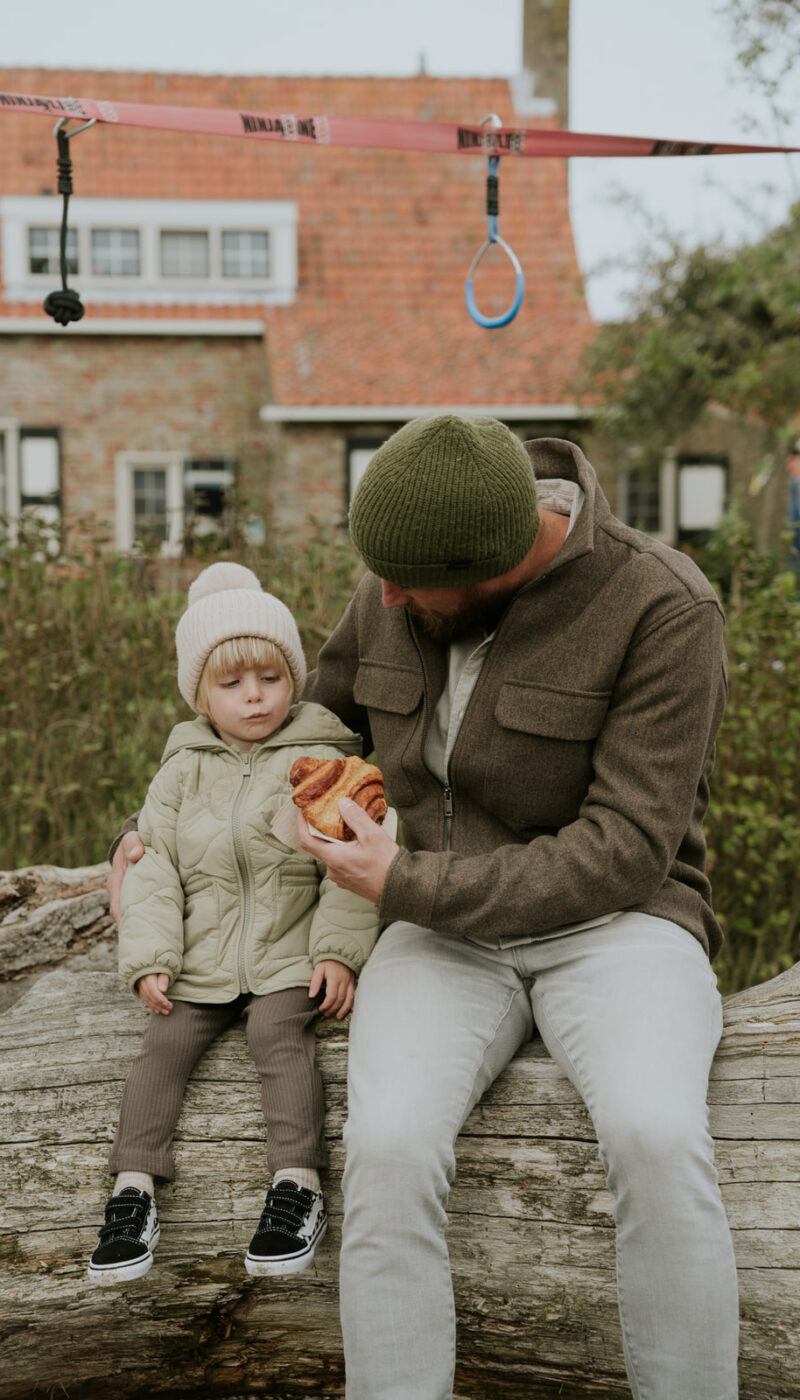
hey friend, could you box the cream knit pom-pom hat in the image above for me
[175,562,306,710]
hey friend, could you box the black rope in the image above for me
[43,127,85,326]
[486,171,499,218]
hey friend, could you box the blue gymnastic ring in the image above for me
[465,234,525,329]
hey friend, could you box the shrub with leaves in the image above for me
[580,204,800,457]
[0,518,360,870]
[702,508,800,993]
[1,511,797,994]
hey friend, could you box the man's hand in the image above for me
[309,960,356,1019]
[135,972,174,1015]
[107,830,145,924]
[298,797,399,905]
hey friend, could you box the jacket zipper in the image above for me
[443,782,454,851]
[231,753,254,994]
[405,611,457,852]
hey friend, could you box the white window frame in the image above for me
[115,452,236,554]
[115,452,185,555]
[346,437,389,509]
[1,197,298,306]
[677,458,728,535]
[90,227,142,278]
[159,229,210,279]
[617,449,677,545]
[0,420,21,526]
[0,424,62,549]
[221,229,270,279]
[617,448,729,545]
[28,225,79,277]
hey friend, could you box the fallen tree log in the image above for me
[0,862,115,1012]
[1,866,799,1400]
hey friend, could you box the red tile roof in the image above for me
[0,68,594,407]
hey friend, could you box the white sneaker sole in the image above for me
[244,1219,327,1277]
[87,1228,160,1286]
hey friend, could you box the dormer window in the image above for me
[222,231,270,279]
[160,230,209,279]
[91,229,141,277]
[2,197,297,307]
[28,226,78,276]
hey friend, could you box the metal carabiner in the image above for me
[465,115,525,330]
[52,116,97,139]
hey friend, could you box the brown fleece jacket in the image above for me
[305,438,727,959]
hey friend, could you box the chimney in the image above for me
[512,0,570,128]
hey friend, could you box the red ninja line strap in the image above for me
[2,89,799,157]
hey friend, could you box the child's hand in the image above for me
[309,960,356,1019]
[136,972,174,1015]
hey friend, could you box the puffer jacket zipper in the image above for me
[231,752,254,993]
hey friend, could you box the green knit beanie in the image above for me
[348,415,539,587]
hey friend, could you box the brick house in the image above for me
[0,4,785,555]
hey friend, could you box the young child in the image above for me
[88,562,380,1286]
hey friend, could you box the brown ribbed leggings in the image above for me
[109,989,326,1181]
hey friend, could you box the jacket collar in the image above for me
[524,436,610,579]
[159,703,361,765]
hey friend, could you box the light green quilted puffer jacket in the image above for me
[118,702,381,1002]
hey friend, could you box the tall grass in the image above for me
[702,510,800,995]
[0,518,360,870]
[1,511,797,993]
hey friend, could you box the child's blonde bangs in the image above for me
[196,636,292,714]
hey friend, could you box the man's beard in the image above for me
[406,588,516,643]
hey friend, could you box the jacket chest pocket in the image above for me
[353,662,423,807]
[483,682,611,831]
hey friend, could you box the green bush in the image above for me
[1,510,797,994]
[0,518,360,871]
[701,509,800,994]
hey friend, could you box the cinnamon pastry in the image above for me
[289,755,387,841]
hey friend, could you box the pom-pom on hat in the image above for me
[176,562,306,711]
[348,414,539,588]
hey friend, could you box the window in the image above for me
[2,197,298,307]
[183,460,236,544]
[116,453,236,554]
[0,431,8,518]
[346,438,388,509]
[91,229,140,277]
[677,459,727,541]
[223,231,270,279]
[160,230,210,279]
[0,424,19,527]
[28,226,78,276]
[617,462,662,535]
[19,431,62,543]
[0,425,61,547]
[132,468,170,544]
[617,450,727,545]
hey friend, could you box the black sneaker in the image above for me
[87,1187,159,1285]
[245,1180,327,1277]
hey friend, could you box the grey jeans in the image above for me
[340,914,739,1400]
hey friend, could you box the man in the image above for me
[111,415,739,1399]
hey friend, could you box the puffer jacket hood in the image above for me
[159,701,360,764]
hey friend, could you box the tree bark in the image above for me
[0,862,116,1012]
[1,866,799,1399]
